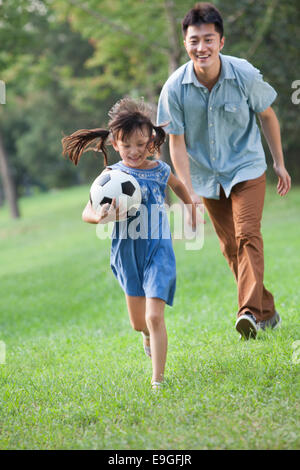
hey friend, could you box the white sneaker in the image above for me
[235,313,258,339]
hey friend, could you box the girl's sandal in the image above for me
[141,332,151,358]
[151,381,163,391]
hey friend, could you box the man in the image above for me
[157,2,291,339]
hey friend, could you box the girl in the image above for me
[62,98,202,390]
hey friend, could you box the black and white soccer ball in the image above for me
[90,170,142,217]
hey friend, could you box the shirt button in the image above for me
[209,123,213,127]
[212,157,216,161]
[211,140,214,144]
[209,106,212,111]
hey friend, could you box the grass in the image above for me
[0,183,299,450]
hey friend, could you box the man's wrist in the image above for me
[273,161,285,171]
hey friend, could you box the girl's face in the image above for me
[112,127,152,169]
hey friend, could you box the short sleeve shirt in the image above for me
[157,53,277,199]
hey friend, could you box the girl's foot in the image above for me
[151,381,164,391]
[141,332,151,358]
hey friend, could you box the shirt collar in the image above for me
[182,60,201,87]
[182,54,236,87]
[219,54,236,82]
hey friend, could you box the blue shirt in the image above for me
[157,53,277,199]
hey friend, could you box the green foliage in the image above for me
[0,0,299,200]
[0,0,113,193]
[222,0,300,180]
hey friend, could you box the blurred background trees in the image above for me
[0,0,299,218]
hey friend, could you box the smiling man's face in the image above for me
[184,23,225,75]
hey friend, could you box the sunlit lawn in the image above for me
[0,183,299,449]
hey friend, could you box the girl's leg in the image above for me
[145,297,167,384]
[125,295,150,348]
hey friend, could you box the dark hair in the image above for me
[62,97,166,167]
[182,2,223,38]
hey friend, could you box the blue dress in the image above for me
[108,160,176,306]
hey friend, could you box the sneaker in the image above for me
[235,312,258,339]
[257,311,281,331]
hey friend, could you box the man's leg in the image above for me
[230,173,275,322]
[203,174,275,323]
[203,189,238,280]
[204,191,257,338]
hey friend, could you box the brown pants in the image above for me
[203,173,275,322]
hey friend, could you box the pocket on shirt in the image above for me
[224,100,249,129]
[224,103,239,113]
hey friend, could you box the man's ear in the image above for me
[220,36,225,51]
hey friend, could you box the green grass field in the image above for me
[0,183,299,450]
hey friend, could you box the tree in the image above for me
[0,131,20,218]
[55,0,300,180]
[53,0,194,101]
[0,0,112,213]
[0,0,299,217]
[222,0,300,180]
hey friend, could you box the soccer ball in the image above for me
[90,169,142,216]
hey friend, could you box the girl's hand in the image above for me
[82,200,103,224]
[98,198,128,224]
[185,203,205,231]
[190,191,203,207]
[82,199,127,224]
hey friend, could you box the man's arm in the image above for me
[167,172,205,229]
[169,134,202,205]
[258,106,291,196]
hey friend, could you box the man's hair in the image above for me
[182,2,224,38]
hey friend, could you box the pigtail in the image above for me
[149,125,166,157]
[62,128,110,166]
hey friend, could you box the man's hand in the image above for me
[258,107,291,197]
[273,164,291,196]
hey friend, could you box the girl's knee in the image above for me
[146,311,164,330]
[130,320,145,332]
